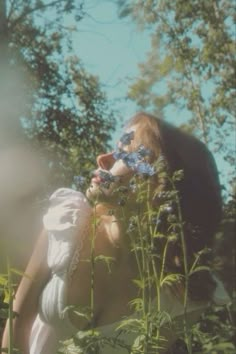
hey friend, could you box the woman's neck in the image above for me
[93,202,131,254]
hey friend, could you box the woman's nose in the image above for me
[97,152,116,170]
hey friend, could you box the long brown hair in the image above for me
[126,112,222,299]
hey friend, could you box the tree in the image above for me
[0,0,116,276]
[0,0,116,188]
[116,0,235,188]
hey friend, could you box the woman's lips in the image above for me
[91,173,102,184]
[91,169,118,185]
[91,171,102,184]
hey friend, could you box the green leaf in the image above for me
[3,289,10,304]
[115,318,143,331]
[94,255,115,273]
[132,334,145,349]
[128,298,144,312]
[211,342,235,351]
[189,266,210,276]
[132,279,145,289]
[0,275,7,286]
[62,305,91,322]
[160,273,183,287]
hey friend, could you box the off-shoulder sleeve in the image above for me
[43,188,92,273]
[30,188,92,353]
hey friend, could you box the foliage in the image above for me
[116,0,235,186]
[0,0,116,188]
[190,304,236,354]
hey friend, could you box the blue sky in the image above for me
[68,0,150,143]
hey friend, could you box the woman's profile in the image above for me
[1,112,230,353]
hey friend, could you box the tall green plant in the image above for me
[58,137,221,353]
[0,255,26,354]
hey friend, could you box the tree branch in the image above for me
[10,0,63,29]
[0,0,7,38]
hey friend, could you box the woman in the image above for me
[1,112,229,353]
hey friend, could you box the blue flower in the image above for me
[74,176,86,190]
[122,151,140,168]
[137,145,151,158]
[113,148,156,177]
[98,170,118,189]
[98,170,116,183]
[113,149,128,161]
[119,131,134,146]
[113,150,140,169]
[135,162,156,176]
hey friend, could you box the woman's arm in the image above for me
[1,229,50,354]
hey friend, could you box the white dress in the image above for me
[29,188,91,354]
[29,188,231,354]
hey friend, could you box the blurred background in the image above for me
[0,0,235,350]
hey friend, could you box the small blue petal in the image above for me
[123,152,140,168]
[135,162,156,176]
[113,147,156,177]
[98,170,116,183]
[137,145,151,158]
[113,149,127,161]
[120,131,135,146]
[74,175,86,188]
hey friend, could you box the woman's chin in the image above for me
[86,183,97,200]
[86,183,119,207]
[86,182,107,201]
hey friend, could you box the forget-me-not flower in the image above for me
[120,131,135,146]
[74,175,86,190]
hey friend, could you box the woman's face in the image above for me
[86,127,136,202]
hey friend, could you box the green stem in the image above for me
[90,206,97,329]
[136,217,147,317]
[120,205,144,284]
[129,225,142,285]
[146,181,153,312]
[150,208,163,312]
[7,258,13,354]
[189,250,203,274]
[172,182,192,354]
[136,199,149,354]
[159,239,170,287]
